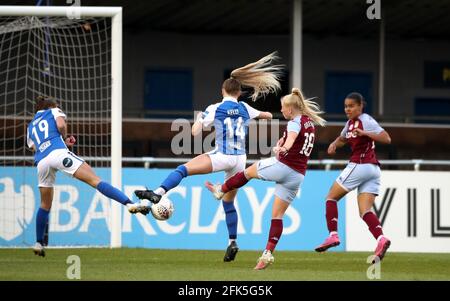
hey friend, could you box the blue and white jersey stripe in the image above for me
[201,97,260,155]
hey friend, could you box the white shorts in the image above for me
[37,149,84,187]
[256,157,304,203]
[206,150,246,180]
[336,163,381,195]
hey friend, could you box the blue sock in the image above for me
[97,181,132,205]
[160,165,188,193]
[36,208,49,244]
[223,201,238,240]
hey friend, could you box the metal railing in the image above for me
[3,156,450,171]
[125,110,450,125]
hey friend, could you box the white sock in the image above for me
[329,231,338,236]
[154,187,166,196]
[228,239,236,246]
[377,235,384,242]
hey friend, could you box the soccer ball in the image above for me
[151,199,174,221]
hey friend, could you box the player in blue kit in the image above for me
[133,52,282,261]
[27,96,147,257]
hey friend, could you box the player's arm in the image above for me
[257,111,273,119]
[279,131,299,152]
[191,112,204,136]
[354,117,391,144]
[328,121,350,155]
[56,116,67,138]
[192,105,216,136]
[274,121,300,155]
[354,129,391,144]
[55,116,76,147]
[276,137,284,147]
[243,102,272,120]
[26,129,36,152]
[328,136,347,155]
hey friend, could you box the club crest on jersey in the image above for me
[304,121,314,129]
[346,131,358,139]
[63,157,73,167]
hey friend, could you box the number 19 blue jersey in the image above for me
[27,108,68,164]
[201,97,261,155]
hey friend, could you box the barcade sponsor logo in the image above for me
[0,167,338,249]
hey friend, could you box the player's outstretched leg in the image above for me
[96,181,150,215]
[205,171,250,201]
[205,181,225,200]
[135,165,188,206]
[134,189,162,204]
[73,163,150,215]
[254,250,274,270]
[126,202,151,215]
[315,199,340,252]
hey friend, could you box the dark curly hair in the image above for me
[35,95,58,112]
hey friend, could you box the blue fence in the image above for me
[0,167,345,251]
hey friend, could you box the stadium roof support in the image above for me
[378,12,385,116]
[291,0,302,90]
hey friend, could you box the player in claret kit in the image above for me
[134,53,281,262]
[205,88,326,270]
[27,96,148,257]
[315,92,392,263]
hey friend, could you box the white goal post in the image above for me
[0,6,123,248]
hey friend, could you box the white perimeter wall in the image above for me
[346,171,450,253]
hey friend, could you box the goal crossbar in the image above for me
[0,6,122,17]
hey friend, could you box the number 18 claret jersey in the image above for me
[277,115,315,175]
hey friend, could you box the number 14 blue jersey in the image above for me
[201,97,261,155]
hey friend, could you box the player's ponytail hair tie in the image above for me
[291,88,301,96]
[291,88,304,110]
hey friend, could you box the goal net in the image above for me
[0,6,122,248]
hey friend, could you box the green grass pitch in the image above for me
[1,248,449,281]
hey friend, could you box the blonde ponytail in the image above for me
[230,52,283,102]
[282,88,326,127]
